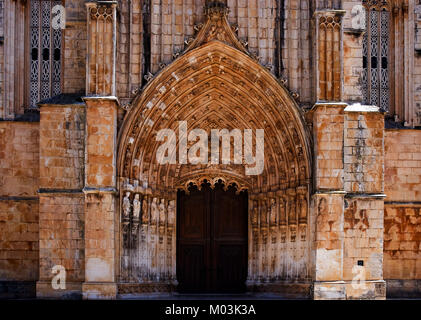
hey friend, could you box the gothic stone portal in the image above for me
[117,9,312,296]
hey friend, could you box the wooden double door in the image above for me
[176,182,248,293]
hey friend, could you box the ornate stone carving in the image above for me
[317,12,344,101]
[269,198,277,226]
[133,194,141,220]
[300,225,307,241]
[260,199,268,227]
[131,194,141,244]
[279,197,287,226]
[151,197,159,224]
[176,175,250,195]
[159,199,167,226]
[86,2,116,96]
[167,200,175,226]
[280,226,287,243]
[116,0,313,285]
[141,196,149,225]
[89,4,113,21]
[251,200,259,226]
[290,226,297,242]
[144,72,154,82]
[288,193,297,225]
[123,192,131,219]
[182,0,249,55]
[298,191,308,225]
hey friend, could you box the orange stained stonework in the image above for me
[1,0,421,301]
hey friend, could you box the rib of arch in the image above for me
[117,40,312,196]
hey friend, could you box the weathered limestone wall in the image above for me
[82,97,118,300]
[36,104,86,298]
[312,103,347,299]
[149,0,278,72]
[63,0,87,94]
[0,123,39,196]
[342,0,364,103]
[312,104,386,300]
[384,129,421,297]
[38,106,85,190]
[0,0,3,116]
[0,122,39,298]
[86,2,117,96]
[281,0,312,106]
[343,108,385,299]
[313,104,345,190]
[414,4,421,125]
[344,110,384,194]
[1,0,25,119]
[37,194,85,299]
[385,130,421,201]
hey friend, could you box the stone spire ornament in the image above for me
[182,0,248,54]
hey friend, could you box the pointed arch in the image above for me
[117,40,312,194]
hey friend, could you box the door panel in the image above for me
[177,182,248,293]
[177,245,206,293]
[177,184,209,292]
[215,244,247,292]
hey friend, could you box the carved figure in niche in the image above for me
[260,200,268,226]
[168,200,175,225]
[141,196,149,224]
[298,193,307,223]
[159,199,167,225]
[133,194,141,220]
[151,197,159,224]
[251,200,259,226]
[279,198,286,225]
[270,198,277,226]
[288,196,296,224]
[123,192,131,219]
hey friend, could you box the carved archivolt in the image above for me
[176,174,250,194]
[117,40,312,194]
[117,2,313,284]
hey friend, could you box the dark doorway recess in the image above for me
[176,181,248,293]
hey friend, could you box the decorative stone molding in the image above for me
[85,1,117,96]
[313,10,345,102]
[2,0,26,119]
[120,192,176,282]
[176,175,250,195]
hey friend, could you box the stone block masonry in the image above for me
[384,129,421,298]
[36,102,86,298]
[0,122,39,298]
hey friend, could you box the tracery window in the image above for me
[362,0,391,111]
[29,0,62,108]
